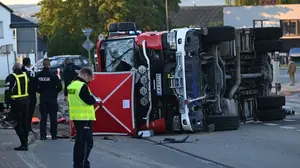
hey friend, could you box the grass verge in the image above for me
[0,80,5,88]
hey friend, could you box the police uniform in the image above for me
[4,69,30,151]
[36,67,62,140]
[67,77,97,168]
[22,65,36,132]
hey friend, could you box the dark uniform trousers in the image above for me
[11,98,29,145]
[73,121,93,168]
[39,98,58,138]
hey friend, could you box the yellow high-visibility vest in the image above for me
[67,80,96,121]
[11,72,29,99]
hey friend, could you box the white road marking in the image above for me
[17,144,47,168]
[283,105,293,109]
[283,119,296,122]
[279,126,296,129]
[286,102,300,109]
[263,123,278,126]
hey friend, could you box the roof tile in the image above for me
[170,6,224,27]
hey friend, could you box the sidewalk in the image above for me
[0,127,36,168]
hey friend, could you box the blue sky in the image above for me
[2,0,225,5]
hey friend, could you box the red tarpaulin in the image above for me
[70,71,135,136]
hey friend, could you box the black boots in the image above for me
[40,136,57,140]
[40,136,47,140]
[14,144,28,151]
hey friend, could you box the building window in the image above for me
[280,20,300,37]
[0,21,3,38]
[253,19,269,28]
[298,20,300,35]
[13,29,16,39]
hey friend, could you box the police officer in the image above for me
[36,58,62,140]
[21,57,36,133]
[63,58,80,101]
[67,67,101,168]
[3,63,30,151]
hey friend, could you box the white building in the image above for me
[224,4,300,36]
[223,4,300,53]
[0,2,16,80]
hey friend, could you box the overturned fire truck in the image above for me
[95,22,286,134]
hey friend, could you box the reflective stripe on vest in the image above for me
[67,80,95,121]
[11,72,29,99]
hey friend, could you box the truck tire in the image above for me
[257,95,285,110]
[205,115,240,131]
[254,40,282,53]
[257,108,286,121]
[203,26,236,44]
[253,27,283,41]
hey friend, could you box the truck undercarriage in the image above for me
[96,22,286,134]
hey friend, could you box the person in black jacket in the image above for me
[22,58,36,133]
[3,63,30,151]
[35,58,63,140]
[63,58,80,101]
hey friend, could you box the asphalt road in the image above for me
[150,115,300,168]
[15,114,300,168]
[17,137,221,168]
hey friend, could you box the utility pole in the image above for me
[165,0,169,31]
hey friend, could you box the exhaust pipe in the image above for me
[229,31,241,99]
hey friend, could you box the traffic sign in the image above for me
[0,44,13,54]
[82,39,95,51]
[82,28,93,37]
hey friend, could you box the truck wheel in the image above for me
[257,95,285,110]
[253,27,283,40]
[254,40,282,53]
[257,108,286,121]
[205,115,240,131]
[203,26,236,44]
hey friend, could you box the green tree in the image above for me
[225,0,232,5]
[37,0,181,61]
[208,21,223,26]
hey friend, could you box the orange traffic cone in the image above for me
[31,117,40,124]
